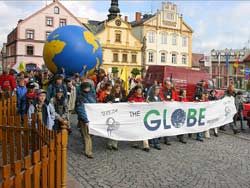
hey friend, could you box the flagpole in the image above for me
[218,53,221,89]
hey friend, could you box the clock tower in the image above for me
[108,0,120,20]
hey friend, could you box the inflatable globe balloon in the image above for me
[43,25,102,77]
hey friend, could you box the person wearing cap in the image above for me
[28,89,55,130]
[128,84,150,152]
[20,81,37,118]
[208,89,219,137]
[75,82,97,159]
[50,88,69,131]
[147,85,163,150]
[46,74,68,103]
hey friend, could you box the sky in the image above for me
[1,0,250,53]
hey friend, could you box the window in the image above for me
[122,54,127,62]
[26,46,34,55]
[26,30,34,39]
[45,31,51,39]
[132,54,137,63]
[172,34,177,45]
[115,33,121,42]
[161,32,167,44]
[182,36,187,47]
[182,55,187,64]
[113,53,118,62]
[164,12,174,21]
[46,17,53,26]
[148,31,155,43]
[54,6,59,14]
[172,54,177,64]
[59,19,66,27]
[148,52,154,63]
[161,53,166,63]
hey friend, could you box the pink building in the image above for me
[6,0,83,71]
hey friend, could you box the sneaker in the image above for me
[179,139,187,144]
[112,146,118,151]
[219,127,226,131]
[155,146,162,150]
[143,148,150,152]
[233,129,240,134]
[85,154,93,159]
[214,133,218,137]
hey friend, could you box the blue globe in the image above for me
[171,109,186,128]
[43,25,102,77]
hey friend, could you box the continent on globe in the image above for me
[43,40,66,73]
[83,31,99,53]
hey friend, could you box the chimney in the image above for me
[125,16,128,22]
[135,12,141,22]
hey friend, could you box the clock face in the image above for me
[115,20,121,26]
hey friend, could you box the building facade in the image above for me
[5,0,82,70]
[131,2,193,69]
[82,0,142,75]
[210,48,250,89]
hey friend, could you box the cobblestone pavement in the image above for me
[67,115,250,188]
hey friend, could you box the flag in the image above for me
[12,61,26,73]
[225,54,229,68]
[120,66,128,95]
[234,53,239,69]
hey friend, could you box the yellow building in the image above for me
[131,2,193,68]
[80,0,142,76]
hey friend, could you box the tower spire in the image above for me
[108,0,120,20]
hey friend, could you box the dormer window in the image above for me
[54,6,59,14]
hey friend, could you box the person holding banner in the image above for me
[75,82,97,159]
[220,84,240,134]
[208,89,219,137]
[128,85,150,152]
[105,84,126,151]
[147,85,163,150]
[160,80,172,145]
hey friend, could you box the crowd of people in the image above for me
[0,68,247,159]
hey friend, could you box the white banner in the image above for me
[85,97,236,141]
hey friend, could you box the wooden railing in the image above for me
[0,96,68,188]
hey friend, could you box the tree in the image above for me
[131,68,141,77]
[112,67,119,74]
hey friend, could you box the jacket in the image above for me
[148,95,162,102]
[0,74,17,91]
[128,93,145,102]
[46,83,68,103]
[28,101,56,130]
[16,86,27,112]
[50,97,69,120]
[67,85,77,111]
[75,91,96,123]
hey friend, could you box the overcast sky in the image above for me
[1,0,250,53]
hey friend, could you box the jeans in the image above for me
[196,132,203,140]
[150,138,160,148]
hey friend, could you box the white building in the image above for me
[6,0,83,70]
[131,2,193,68]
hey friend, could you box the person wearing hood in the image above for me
[75,82,97,159]
[50,88,69,131]
[28,89,56,130]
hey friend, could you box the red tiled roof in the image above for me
[192,53,204,67]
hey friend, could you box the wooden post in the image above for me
[61,122,68,188]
